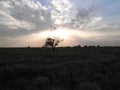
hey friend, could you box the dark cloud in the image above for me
[50,0,101,29]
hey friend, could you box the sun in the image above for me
[50,28,72,39]
[30,27,97,47]
[37,27,75,46]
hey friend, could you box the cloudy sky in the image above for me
[0,0,120,47]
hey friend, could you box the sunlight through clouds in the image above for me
[0,0,102,33]
[0,0,120,46]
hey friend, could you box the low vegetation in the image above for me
[0,47,120,90]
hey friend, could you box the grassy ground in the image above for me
[0,47,120,90]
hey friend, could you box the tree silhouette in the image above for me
[44,37,64,51]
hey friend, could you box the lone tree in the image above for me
[44,37,63,51]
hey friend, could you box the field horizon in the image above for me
[0,47,120,90]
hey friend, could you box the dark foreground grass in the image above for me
[0,47,120,90]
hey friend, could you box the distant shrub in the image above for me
[74,45,81,48]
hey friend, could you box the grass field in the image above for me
[0,47,120,90]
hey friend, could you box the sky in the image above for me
[0,0,120,47]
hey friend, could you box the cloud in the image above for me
[50,0,102,29]
[50,0,76,26]
[2,0,120,47]
[0,0,102,37]
[0,0,52,37]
